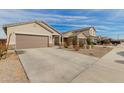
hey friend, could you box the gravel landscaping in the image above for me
[0,50,29,83]
[63,45,113,58]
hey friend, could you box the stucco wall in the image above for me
[82,30,90,36]
[89,28,96,36]
[63,32,73,37]
[6,23,54,45]
[83,28,96,36]
[40,23,60,35]
[77,33,86,39]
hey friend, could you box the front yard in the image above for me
[63,45,113,58]
[0,45,112,82]
[0,50,29,83]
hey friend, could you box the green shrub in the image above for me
[86,37,93,45]
[97,40,102,44]
[101,39,111,44]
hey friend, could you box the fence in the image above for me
[0,40,6,49]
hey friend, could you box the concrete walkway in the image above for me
[72,44,124,82]
[16,48,98,83]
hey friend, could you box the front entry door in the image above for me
[54,36,59,45]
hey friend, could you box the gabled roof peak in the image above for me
[63,26,95,34]
[3,20,62,35]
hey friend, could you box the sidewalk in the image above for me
[72,44,124,82]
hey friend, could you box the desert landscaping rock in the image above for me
[63,45,113,58]
[0,50,29,83]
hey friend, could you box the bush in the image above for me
[86,37,94,49]
[103,39,110,44]
[97,40,102,44]
[101,39,111,44]
[86,37,92,45]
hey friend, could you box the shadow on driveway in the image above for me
[115,60,124,64]
[16,50,26,55]
[117,51,124,57]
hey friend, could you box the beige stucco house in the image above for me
[63,27,96,47]
[3,21,62,49]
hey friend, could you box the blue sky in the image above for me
[0,9,124,39]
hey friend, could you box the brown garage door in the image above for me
[16,34,49,49]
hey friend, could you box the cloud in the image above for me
[0,10,91,38]
[96,25,112,30]
[113,10,124,18]
[51,23,90,28]
[0,10,91,24]
[0,9,124,39]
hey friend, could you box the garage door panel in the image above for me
[16,34,48,49]
[41,36,48,47]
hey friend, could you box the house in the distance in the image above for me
[62,27,96,48]
[3,20,62,49]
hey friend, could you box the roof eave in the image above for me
[2,20,62,35]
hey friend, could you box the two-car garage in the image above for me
[16,34,49,49]
[3,21,61,49]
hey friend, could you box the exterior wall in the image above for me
[40,23,60,35]
[52,35,59,45]
[78,33,87,47]
[68,37,74,48]
[63,32,73,37]
[82,30,90,36]
[63,33,87,48]
[40,23,61,45]
[63,27,96,47]
[89,28,96,36]
[6,23,53,47]
[82,28,96,37]
[77,33,86,39]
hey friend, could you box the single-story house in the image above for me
[0,38,6,48]
[62,27,96,48]
[3,20,62,49]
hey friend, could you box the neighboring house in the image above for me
[3,20,62,49]
[95,36,111,41]
[94,36,102,43]
[95,36,113,45]
[0,38,6,48]
[62,27,96,47]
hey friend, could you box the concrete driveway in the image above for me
[72,44,124,83]
[16,47,98,83]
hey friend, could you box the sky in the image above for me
[0,9,124,39]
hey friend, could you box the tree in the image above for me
[86,37,93,49]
